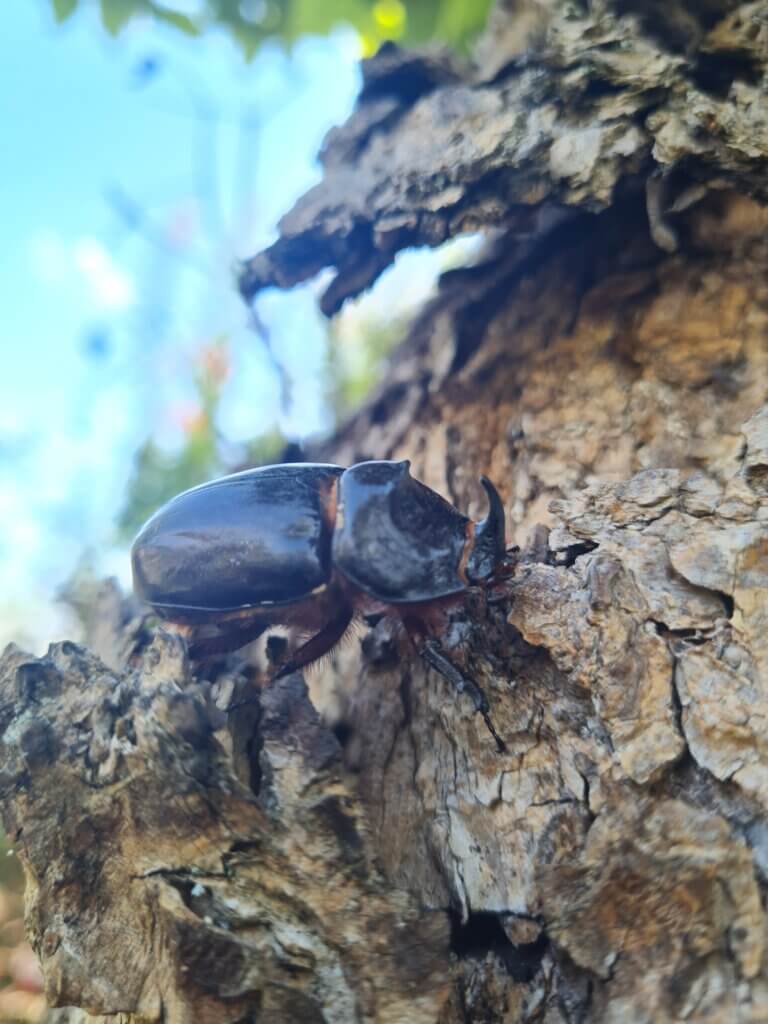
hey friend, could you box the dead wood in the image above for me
[4,2,768,1021]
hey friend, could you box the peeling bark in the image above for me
[3,2,768,1022]
[240,0,768,314]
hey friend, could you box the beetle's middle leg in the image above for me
[187,617,269,660]
[273,605,355,680]
[223,608,354,713]
[404,623,506,753]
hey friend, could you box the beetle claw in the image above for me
[480,709,507,754]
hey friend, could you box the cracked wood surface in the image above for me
[339,423,768,1023]
[2,1,768,1021]
[0,635,449,1023]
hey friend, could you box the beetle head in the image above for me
[466,476,506,582]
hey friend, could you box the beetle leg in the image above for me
[272,605,355,680]
[226,609,355,714]
[417,637,506,753]
[188,618,269,660]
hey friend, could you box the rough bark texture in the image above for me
[3,2,768,1022]
[0,629,449,1024]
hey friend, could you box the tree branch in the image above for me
[240,1,768,314]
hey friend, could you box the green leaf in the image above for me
[51,0,79,23]
[208,0,242,20]
[99,0,145,35]
[388,0,436,44]
[69,0,493,53]
[213,0,282,57]
[282,0,373,46]
[433,0,494,46]
[148,3,201,35]
[231,21,266,60]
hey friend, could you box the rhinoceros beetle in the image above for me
[131,460,510,749]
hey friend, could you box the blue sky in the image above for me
[0,3,362,649]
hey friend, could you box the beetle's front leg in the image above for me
[408,632,506,753]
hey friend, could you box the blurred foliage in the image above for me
[326,312,406,422]
[49,0,493,57]
[117,338,228,538]
[48,0,494,542]
[118,437,214,541]
[242,424,292,466]
[117,337,291,537]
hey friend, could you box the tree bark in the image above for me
[3,2,768,1021]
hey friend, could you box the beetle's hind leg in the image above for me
[412,634,506,753]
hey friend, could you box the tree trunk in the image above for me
[3,2,768,1021]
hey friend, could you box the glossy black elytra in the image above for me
[131,460,510,749]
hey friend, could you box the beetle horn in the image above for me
[466,476,506,582]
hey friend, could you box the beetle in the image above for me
[131,460,509,749]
